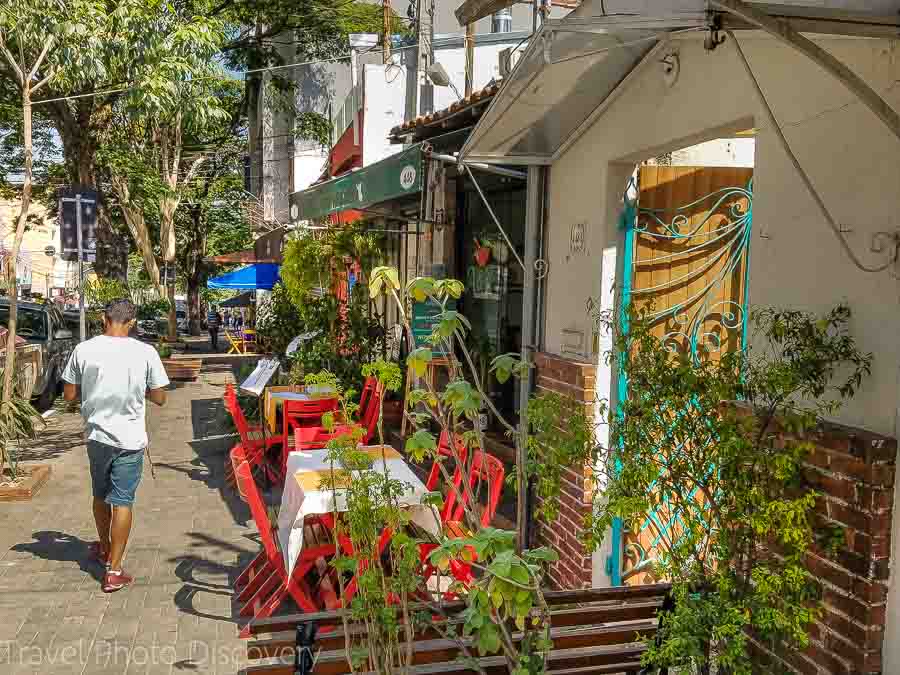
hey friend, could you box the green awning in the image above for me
[289,144,424,222]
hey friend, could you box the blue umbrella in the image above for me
[207,263,280,290]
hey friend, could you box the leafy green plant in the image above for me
[260,226,385,391]
[155,341,173,360]
[137,298,171,321]
[592,304,871,674]
[365,267,559,674]
[0,371,44,481]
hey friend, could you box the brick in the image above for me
[804,468,857,503]
[823,588,881,626]
[803,641,852,675]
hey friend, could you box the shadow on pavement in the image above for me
[10,530,106,582]
[168,532,260,626]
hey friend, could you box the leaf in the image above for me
[406,347,433,378]
[407,277,436,302]
[405,429,437,461]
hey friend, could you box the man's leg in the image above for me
[104,450,144,587]
[108,506,133,570]
[87,442,113,559]
[92,497,112,556]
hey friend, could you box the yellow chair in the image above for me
[225,330,244,354]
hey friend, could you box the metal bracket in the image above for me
[294,623,318,675]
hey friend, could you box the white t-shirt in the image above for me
[62,335,170,450]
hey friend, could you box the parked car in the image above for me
[0,299,75,408]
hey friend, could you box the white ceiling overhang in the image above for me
[459,0,900,165]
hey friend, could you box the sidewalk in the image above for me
[0,365,256,674]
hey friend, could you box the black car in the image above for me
[0,299,75,407]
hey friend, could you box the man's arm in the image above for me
[61,347,80,402]
[146,346,170,407]
[146,387,167,406]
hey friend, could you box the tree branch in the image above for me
[26,36,54,84]
[0,30,24,86]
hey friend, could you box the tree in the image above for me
[0,1,102,433]
[175,148,253,335]
[97,8,231,338]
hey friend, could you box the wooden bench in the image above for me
[239,583,672,675]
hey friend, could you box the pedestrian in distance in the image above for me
[62,298,169,593]
[207,306,222,351]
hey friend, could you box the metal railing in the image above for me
[331,83,361,141]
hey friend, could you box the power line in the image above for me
[31,39,430,107]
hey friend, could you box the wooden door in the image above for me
[619,165,753,585]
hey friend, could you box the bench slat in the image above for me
[244,584,671,636]
[242,641,649,675]
[247,599,663,659]
[246,622,656,675]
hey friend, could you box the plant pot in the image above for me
[162,357,202,381]
[0,464,51,501]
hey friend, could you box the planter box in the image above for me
[162,358,203,381]
[0,464,51,501]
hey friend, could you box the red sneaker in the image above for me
[102,569,134,593]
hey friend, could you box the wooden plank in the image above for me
[243,640,650,675]
[247,600,664,659]
[243,584,671,636]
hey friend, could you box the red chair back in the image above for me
[233,451,282,567]
[450,451,505,527]
[357,376,376,419]
[426,432,469,523]
[358,380,384,443]
[224,384,254,445]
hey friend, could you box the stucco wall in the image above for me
[546,34,900,436]
[544,32,900,668]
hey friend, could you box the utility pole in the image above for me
[382,0,391,64]
[464,22,475,97]
[75,193,85,342]
[417,0,435,115]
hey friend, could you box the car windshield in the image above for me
[0,307,48,340]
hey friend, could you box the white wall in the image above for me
[432,37,525,112]
[363,63,410,167]
[541,35,900,598]
[648,137,756,168]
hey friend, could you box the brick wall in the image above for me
[728,403,897,674]
[532,352,596,590]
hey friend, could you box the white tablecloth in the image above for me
[277,447,441,578]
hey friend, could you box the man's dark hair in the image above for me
[105,298,136,324]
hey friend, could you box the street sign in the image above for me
[58,188,98,262]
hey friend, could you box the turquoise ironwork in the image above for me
[631,182,753,364]
[610,176,753,585]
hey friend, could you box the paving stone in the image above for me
[0,375,255,674]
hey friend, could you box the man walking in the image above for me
[207,306,222,351]
[62,299,169,593]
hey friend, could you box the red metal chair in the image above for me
[223,383,284,486]
[232,448,337,637]
[419,450,506,592]
[425,431,469,523]
[294,380,384,451]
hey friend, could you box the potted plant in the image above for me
[473,238,492,267]
[0,378,49,501]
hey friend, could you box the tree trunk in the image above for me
[2,89,33,413]
[110,175,163,294]
[186,209,207,336]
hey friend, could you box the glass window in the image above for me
[0,307,48,340]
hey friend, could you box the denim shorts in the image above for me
[87,440,145,507]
